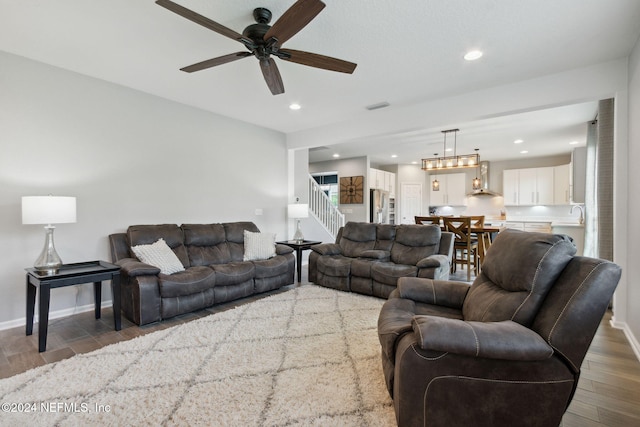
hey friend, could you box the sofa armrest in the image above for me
[397,277,470,309]
[311,243,342,256]
[438,231,455,258]
[412,316,554,361]
[360,249,390,260]
[275,244,294,255]
[416,254,449,268]
[116,258,161,277]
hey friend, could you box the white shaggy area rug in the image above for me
[0,285,396,426]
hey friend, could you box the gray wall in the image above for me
[309,156,369,223]
[0,51,289,327]
[626,34,640,354]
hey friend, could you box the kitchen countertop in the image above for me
[484,218,584,227]
[551,222,585,228]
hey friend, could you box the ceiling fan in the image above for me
[156,0,357,95]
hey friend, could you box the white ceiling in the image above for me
[2,1,639,165]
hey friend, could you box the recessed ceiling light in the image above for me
[464,50,483,61]
[520,150,529,154]
[289,103,301,110]
[445,148,453,152]
[332,153,340,158]
[411,161,418,165]
[391,154,398,158]
[569,141,579,145]
[514,139,524,144]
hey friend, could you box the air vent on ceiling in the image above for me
[309,146,330,152]
[366,102,390,111]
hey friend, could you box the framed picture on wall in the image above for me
[340,176,364,204]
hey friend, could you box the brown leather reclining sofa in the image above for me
[377,229,622,426]
[308,221,454,298]
[109,222,294,325]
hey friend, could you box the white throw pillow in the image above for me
[243,230,276,261]
[131,238,185,275]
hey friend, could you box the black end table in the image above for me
[25,261,121,352]
[276,240,322,282]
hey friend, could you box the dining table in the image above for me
[469,225,505,266]
[419,220,505,271]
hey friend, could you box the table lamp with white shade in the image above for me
[287,200,309,243]
[22,195,77,275]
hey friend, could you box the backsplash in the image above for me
[432,196,583,223]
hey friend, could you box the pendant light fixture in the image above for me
[430,153,440,191]
[422,129,479,171]
[472,148,482,190]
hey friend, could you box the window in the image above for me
[312,173,339,206]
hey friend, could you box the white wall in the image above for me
[622,36,640,356]
[0,52,289,328]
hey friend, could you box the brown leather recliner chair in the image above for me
[377,229,621,427]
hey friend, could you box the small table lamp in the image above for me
[22,195,77,275]
[287,202,309,243]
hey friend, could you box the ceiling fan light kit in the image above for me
[156,0,357,95]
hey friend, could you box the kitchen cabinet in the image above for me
[504,221,525,231]
[554,164,571,205]
[384,171,396,196]
[369,168,395,196]
[503,167,554,205]
[430,173,467,206]
[503,169,519,205]
[552,224,584,255]
[505,221,552,233]
[520,167,553,205]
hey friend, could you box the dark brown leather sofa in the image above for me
[378,229,621,427]
[109,222,294,326]
[308,222,454,298]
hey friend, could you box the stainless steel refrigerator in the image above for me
[370,189,390,224]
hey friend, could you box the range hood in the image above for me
[468,161,502,197]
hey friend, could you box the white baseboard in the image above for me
[610,318,640,362]
[0,299,113,332]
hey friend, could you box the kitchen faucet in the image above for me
[570,204,585,225]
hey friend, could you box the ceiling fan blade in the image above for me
[156,0,250,45]
[264,0,325,46]
[259,58,285,95]
[180,52,252,73]
[280,49,357,74]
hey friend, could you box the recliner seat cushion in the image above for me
[390,224,440,265]
[462,229,576,326]
[351,258,377,278]
[372,262,418,285]
[211,261,255,286]
[317,255,353,277]
[252,255,291,278]
[158,266,215,298]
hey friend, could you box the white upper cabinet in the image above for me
[429,173,467,206]
[503,166,557,206]
[503,169,519,205]
[369,168,396,196]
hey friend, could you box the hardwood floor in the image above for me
[1,268,639,426]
